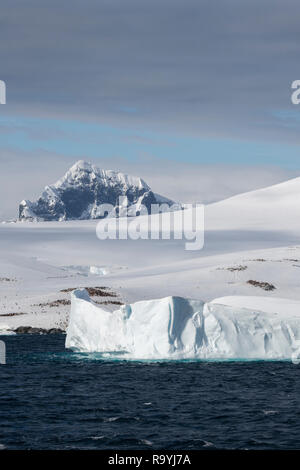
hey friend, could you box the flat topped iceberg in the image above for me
[66,290,204,359]
[66,290,300,360]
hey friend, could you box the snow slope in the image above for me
[66,289,300,360]
[1,175,300,337]
[208,175,300,231]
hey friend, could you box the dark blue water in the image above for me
[1,335,300,450]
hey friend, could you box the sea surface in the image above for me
[1,334,300,450]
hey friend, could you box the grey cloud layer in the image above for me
[1,0,300,141]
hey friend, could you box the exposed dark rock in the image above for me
[94,300,123,306]
[60,286,117,297]
[0,312,27,317]
[247,280,276,291]
[33,299,71,308]
[227,265,247,272]
[14,326,65,334]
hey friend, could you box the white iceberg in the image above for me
[65,289,300,360]
[89,266,108,276]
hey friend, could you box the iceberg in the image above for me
[65,289,300,360]
[89,266,108,276]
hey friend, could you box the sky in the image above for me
[1,0,300,219]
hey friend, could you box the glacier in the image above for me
[66,289,300,361]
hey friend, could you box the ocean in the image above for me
[1,334,300,450]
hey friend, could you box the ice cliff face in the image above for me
[19,160,177,221]
[66,290,300,360]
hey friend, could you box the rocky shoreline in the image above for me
[14,326,65,335]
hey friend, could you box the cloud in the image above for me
[0,0,299,220]
[1,0,300,146]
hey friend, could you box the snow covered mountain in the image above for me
[19,160,178,221]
